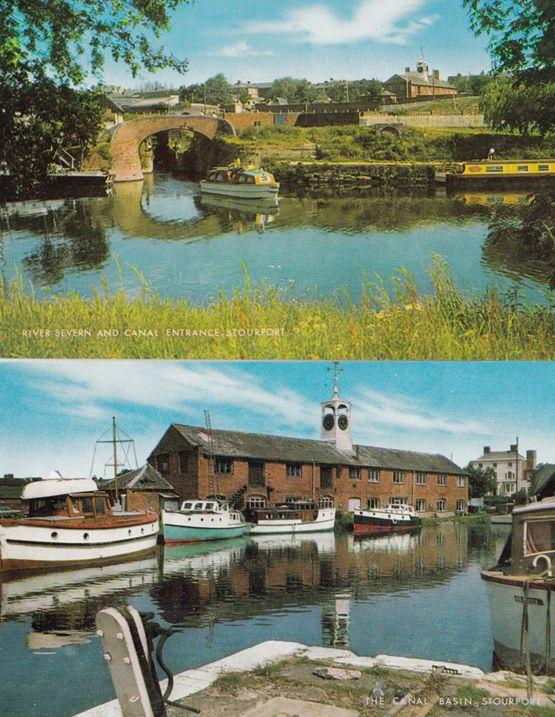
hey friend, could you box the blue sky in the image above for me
[102,0,492,87]
[1,361,553,478]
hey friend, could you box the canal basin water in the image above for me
[0,523,508,717]
[1,173,551,304]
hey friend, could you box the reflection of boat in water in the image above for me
[353,503,421,536]
[161,537,246,576]
[199,192,279,224]
[162,499,248,544]
[349,531,419,552]
[249,530,336,553]
[481,496,555,675]
[452,192,532,207]
[0,554,159,619]
[200,165,279,199]
[248,501,336,535]
[0,476,159,571]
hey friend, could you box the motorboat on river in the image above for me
[248,501,336,535]
[199,164,279,199]
[162,499,248,543]
[0,476,159,571]
[481,496,555,674]
[353,503,421,536]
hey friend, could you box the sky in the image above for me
[101,0,493,87]
[1,361,553,478]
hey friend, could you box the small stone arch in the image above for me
[373,123,403,138]
[109,114,236,182]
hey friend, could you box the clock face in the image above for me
[338,414,349,431]
[323,414,335,431]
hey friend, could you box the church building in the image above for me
[148,380,468,516]
[383,51,457,101]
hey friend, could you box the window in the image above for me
[525,521,555,555]
[456,500,466,512]
[319,496,334,508]
[416,472,427,485]
[286,463,302,478]
[247,495,266,510]
[486,165,504,173]
[157,454,169,475]
[253,120,262,128]
[415,499,427,512]
[538,164,549,172]
[437,474,447,486]
[248,461,265,487]
[367,498,380,509]
[437,499,447,512]
[320,466,333,489]
[349,467,361,480]
[493,463,497,468]
[94,496,107,514]
[215,457,233,475]
[457,476,466,488]
[336,467,343,481]
[393,471,405,484]
[389,496,407,506]
[517,165,529,172]
[368,468,380,483]
[508,462,513,467]
[81,496,94,513]
[179,451,189,474]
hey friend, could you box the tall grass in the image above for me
[0,260,553,359]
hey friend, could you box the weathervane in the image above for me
[327,361,343,399]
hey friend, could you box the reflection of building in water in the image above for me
[322,593,351,648]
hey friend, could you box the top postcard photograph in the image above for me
[0,0,553,359]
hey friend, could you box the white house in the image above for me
[469,444,537,497]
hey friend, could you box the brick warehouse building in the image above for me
[148,383,468,516]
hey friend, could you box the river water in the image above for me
[0,523,508,717]
[1,173,551,304]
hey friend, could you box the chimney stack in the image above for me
[527,450,537,471]
[510,443,518,453]
[483,446,490,454]
[433,69,440,79]
[405,67,410,73]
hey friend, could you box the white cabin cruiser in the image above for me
[481,496,555,674]
[0,476,159,571]
[248,501,336,535]
[200,165,279,199]
[162,499,248,543]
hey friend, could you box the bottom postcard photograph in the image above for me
[0,360,553,717]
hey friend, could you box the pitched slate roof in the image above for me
[169,424,465,474]
[384,73,455,89]
[103,464,176,493]
[472,450,525,462]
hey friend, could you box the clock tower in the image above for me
[320,366,354,455]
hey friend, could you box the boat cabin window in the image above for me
[94,496,107,514]
[182,502,194,510]
[29,496,69,517]
[194,502,204,509]
[204,502,214,510]
[525,520,555,555]
[80,496,94,514]
[538,165,549,172]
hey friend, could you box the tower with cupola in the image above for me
[320,363,354,455]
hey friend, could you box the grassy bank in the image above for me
[1,261,553,359]
[421,513,491,527]
[221,125,555,165]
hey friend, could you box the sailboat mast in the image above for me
[113,416,119,502]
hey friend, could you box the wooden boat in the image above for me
[481,496,555,674]
[199,165,279,199]
[0,477,159,571]
[438,159,554,187]
[248,501,336,535]
[162,499,248,543]
[353,503,421,536]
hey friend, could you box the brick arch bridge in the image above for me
[109,114,236,182]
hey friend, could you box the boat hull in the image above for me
[162,510,248,543]
[482,571,555,675]
[0,517,159,571]
[199,181,279,199]
[353,511,421,536]
[249,509,336,535]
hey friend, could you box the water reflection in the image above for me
[0,524,507,717]
[2,173,552,302]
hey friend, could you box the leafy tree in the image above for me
[0,62,103,197]
[0,0,190,84]
[480,78,555,134]
[179,83,206,104]
[267,77,303,103]
[203,74,233,106]
[465,464,497,498]
[463,0,554,84]
[512,488,529,505]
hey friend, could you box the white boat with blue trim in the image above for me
[248,501,336,535]
[162,499,248,543]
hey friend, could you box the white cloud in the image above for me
[214,42,274,58]
[245,0,438,46]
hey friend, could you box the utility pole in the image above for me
[113,416,119,503]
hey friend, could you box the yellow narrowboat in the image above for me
[442,159,555,186]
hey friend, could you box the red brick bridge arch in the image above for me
[109,114,235,182]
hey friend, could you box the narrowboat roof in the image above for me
[464,159,555,165]
[512,496,555,515]
[21,478,99,501]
